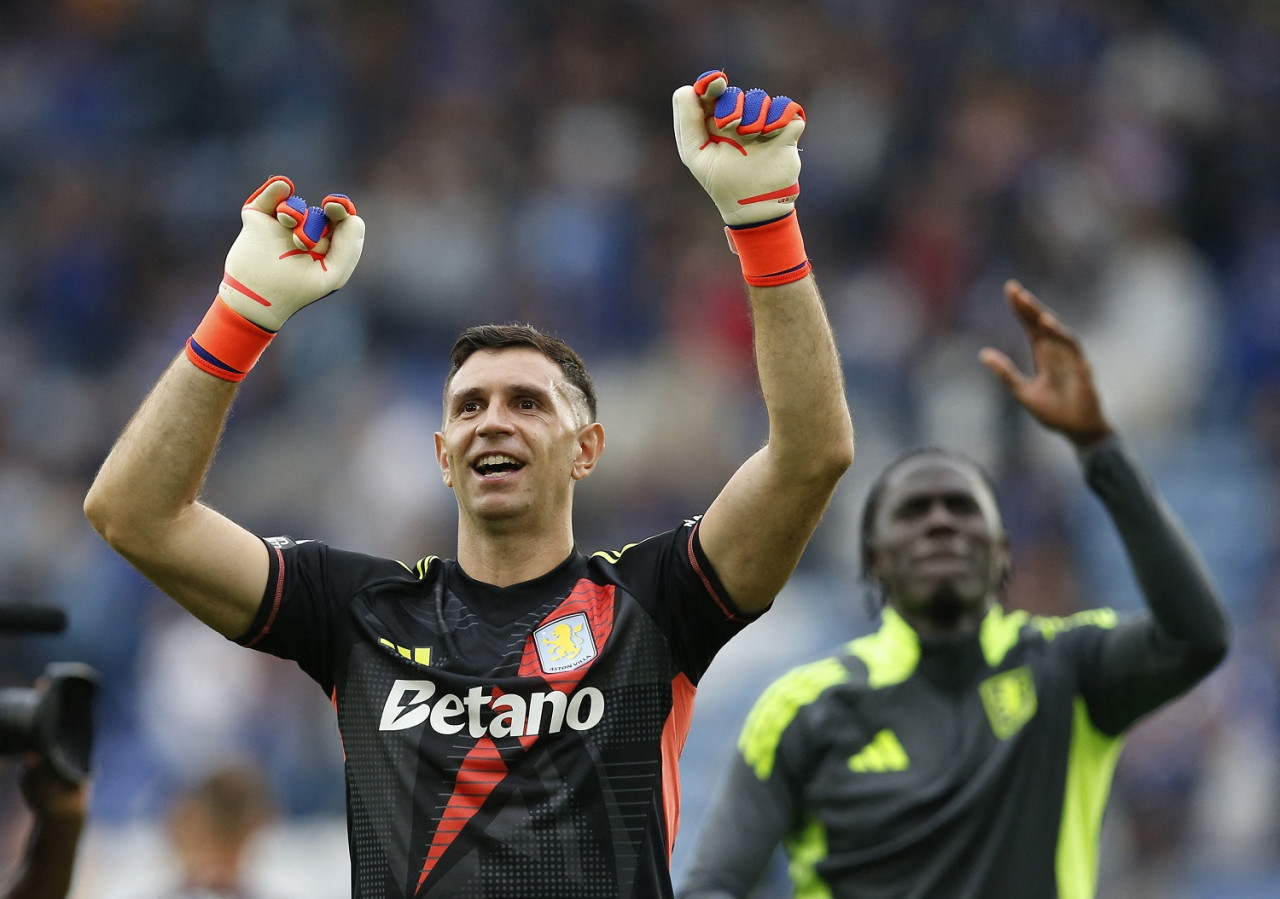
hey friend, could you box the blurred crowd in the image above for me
[0,0,1278,896]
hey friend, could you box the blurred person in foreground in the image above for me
[679,280,1229,899]
[83,69,854,898]
[1,756,88,899]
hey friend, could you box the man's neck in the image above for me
[455,525,576,587]
[894,595,996,639]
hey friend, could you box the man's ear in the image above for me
[571,423,606,481]
[434,431,452,488]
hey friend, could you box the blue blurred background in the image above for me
[0,1,1277,896]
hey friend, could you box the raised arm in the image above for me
[674,71,855,614]
[84,177,365,638]
[981,280,1229,730]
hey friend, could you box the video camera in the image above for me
[0,604,98,784]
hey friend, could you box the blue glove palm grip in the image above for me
[710,83,803,134]
[278,195,331,250]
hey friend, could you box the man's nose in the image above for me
[922,500,958,531]
[476,403,516,435]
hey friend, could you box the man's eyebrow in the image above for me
[893,487,976,507]
[447,385,483,405]
[447,380,559,405]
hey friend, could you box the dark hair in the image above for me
[444,324,598,423]
[858,447,1006,583]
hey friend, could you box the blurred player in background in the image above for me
[83,70,854,897]
[1,756,88,899]
[679,280,1229,899]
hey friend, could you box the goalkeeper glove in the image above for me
[185,176,366,382]
[673,70,810,286]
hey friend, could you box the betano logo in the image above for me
[378,679,605,738]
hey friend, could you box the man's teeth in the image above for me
[475,454,521,476]
[478,454,517,466]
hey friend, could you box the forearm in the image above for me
[748,273,855,475]
[86,354,237,545]
[699,272,854,610]
[2,813,84,899]
[675,72,853,610]
[84,354,267,636]
[1081,436,1229,658]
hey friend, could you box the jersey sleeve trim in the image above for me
[688,520,760,621]
[236,539,286,647]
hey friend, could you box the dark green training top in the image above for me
[679,438,1229,899]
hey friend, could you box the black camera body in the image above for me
[0,604,99,784]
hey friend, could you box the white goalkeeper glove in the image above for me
[220,175,365,332]
[186,176,365,382]
[673,71,811,286]
[673,70,805,227]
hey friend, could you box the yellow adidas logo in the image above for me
[848,729,910,773]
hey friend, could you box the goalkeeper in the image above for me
[679,281,1229,899]
[84,70,854,898]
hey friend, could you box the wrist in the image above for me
[725,211,811,287]
[185,295,276,382]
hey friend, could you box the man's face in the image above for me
[868,455,1010,628]
[435,347,599,527]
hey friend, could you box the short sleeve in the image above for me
[232,536,366,693]
[613,518,767,685]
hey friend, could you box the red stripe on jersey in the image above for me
[330,689,348,762]
[417,581,618,889]
[519,579,617,683]
[686,523,739,620]
[244,544,286,647]
[416,737,508,891]
[661,672,697,859]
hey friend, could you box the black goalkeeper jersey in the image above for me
[235,519,756,898]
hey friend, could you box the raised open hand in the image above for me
[979,280,1114,448]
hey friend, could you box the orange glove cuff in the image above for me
[185,296,276,382]
[725,212,811,287]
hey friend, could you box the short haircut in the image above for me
[443,324,598,424]
[858,447,1005,582]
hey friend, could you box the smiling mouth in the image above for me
[916,554,970,569]
[473,454,524,478]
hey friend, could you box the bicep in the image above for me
[699,448,841,614]
[118,503,269,639]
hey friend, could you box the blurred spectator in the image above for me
[119,764,279,899]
